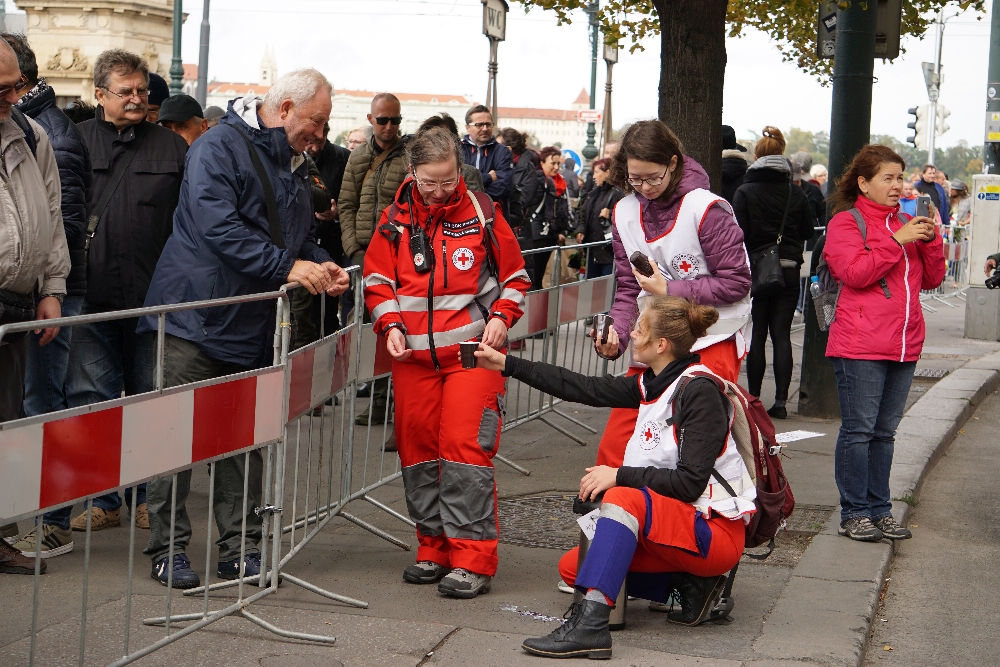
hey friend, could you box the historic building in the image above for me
[13,0,179,105]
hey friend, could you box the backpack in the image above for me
[11,107,36,158]
[812,207,896,331]
[672,368,795,558]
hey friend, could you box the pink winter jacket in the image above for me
[824,195,946,362]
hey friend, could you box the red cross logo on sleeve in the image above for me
[452,247,475,271]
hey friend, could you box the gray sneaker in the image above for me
[838,516,884,542]
[403,560,449,584]
[437,568,491,598]
[873,515,912,540]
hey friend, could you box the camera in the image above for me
[987,269,1000,290]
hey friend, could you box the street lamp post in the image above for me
[600,42,617,157]
[924,9,961,165]
[582,1,599,163]
[482,0,508,124]
[169,0,184,95]
[985,0,1000,174]
[196,0,210,107]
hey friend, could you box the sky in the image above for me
[43,0,1000,148]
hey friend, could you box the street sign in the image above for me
[578,109,602,123]
[562,149,582,173]
[603,42,618,64]
[482,0,508,41]
[874,0,902,60]
[817,1,837,60]
[986,110,1000,142]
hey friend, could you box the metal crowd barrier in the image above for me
[921,238,969,312]
[0,244,626,664]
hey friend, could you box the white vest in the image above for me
[614,191,752,361]
[623,365,757,520]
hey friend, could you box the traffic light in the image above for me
[907,105,930,150]
[936,105,950,135]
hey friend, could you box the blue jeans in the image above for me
[831,357,915,523]
[586,256,614,279]
[44,307,155,528]
[23,295,84,416]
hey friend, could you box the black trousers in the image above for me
[531,236,558,291]
[747,266,801,402]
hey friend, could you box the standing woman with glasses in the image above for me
[823,145,944,542]
[591,119,751,471]
[732,126,816,419]
[524,145,571,290]
[362,127,530,598]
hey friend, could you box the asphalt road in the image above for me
[864,389,1000,667]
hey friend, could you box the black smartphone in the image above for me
[629,251,655,277]
[915,195,931,219]
[592,314,614,345]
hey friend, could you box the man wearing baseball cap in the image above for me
[157,94,208,146]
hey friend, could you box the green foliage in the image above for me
[892,491,920,507]
[516,0,986,83]
[870,134,983,182]
[783,127,830,167]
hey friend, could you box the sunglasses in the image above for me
[0,74,29,98]
[374,116,402,126]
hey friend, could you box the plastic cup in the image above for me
[460,341,479,369]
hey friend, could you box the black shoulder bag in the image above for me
[749,182,792,297]
[237,131,286,248]
[85,139,141,259]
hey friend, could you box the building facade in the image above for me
[13,0,179,104]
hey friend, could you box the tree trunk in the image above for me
[653,0,728,193]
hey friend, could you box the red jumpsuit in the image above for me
[363,178,530,576]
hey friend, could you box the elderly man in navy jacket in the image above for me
[462,104,514,215]
[139,69,349,588]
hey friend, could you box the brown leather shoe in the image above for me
[70,507,121,532]
[133,503,149,530]
[0,540,46,574]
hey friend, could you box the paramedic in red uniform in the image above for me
[362,126,530,599]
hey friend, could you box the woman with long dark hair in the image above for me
[823,144,944,542]
[732,126,816,419]
[575,158,624,278]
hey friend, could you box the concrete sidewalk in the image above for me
[1,297,995,667]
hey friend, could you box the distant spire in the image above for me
[259,47,278,86]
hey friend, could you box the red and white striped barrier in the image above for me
[287,328,360,420]
[356,324,393,384]
[943,241,968,262]
[557,275,613,325]
[0,369,284,521]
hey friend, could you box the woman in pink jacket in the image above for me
[823,145,945,543]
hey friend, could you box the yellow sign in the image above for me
[990,132,1000,141]
[979,185,1000,193]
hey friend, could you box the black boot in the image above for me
[522,600,612,659]
[667,573,727,626]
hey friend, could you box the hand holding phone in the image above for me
[914,195,931,219]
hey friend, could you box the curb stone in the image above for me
[748,351,1000,667]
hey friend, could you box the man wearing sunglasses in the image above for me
[461,105,513,219]
[339,92,410,425]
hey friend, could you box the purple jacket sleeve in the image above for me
[665,203,751,305]
[609,222,640,359]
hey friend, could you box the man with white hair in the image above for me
[138,68,349,588]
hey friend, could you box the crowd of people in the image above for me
[0,31,947,660]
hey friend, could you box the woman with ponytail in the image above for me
[475,296,755,659]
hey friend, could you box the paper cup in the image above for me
[459,341,479,369]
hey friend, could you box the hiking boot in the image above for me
[873,515,912,540]
[767,405,787,420]
[0,540,46,574]
[70,507,120,532]
[133,503,149,529]
[437,568,491,598]
[403,560,449,584]
[838,516,884,542]
[667,573,727,626]
[521,600,612,659]
[152,553,200,589]
[13,524,74,558]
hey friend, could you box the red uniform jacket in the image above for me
[363,177,530,369]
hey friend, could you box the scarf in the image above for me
[748,155,790,172]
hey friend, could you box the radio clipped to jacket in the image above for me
[410,226,432,273]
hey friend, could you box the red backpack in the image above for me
[673,369,795,555]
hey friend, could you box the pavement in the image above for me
[2,293,997,667]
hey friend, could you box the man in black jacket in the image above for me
[61,49,188,535]
[2,33,92,421]
[720,125,747,204]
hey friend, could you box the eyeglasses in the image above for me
[0,75,29,98]
[374,116,402,126]
[627,168,669,188]
[414,176,460,193]
[102,86,150,101]
[470,121,493,129]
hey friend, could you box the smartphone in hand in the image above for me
[915,195,931,219]
[629,251,655,277]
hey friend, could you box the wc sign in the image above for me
[978,185,1000,201]
[482,0,508,41]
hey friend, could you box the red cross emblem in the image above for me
[452,247,475,271]
[670,253,700,279]
[678,260,693,273]
[639,420,660,450]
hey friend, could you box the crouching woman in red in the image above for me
[476,296,754,659]
[362,127,530,599]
